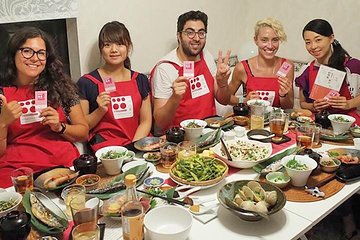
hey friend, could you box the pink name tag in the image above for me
[103,77,116,92]
[35,91,47,111]
[183,61,194,78]
[324,90,340,100]
[276,62,292,78]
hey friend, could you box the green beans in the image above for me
[0,199,17,212]
[172,155,226,181]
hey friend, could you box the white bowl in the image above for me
[281,155,317,187]
[246,99,271,107]
[95,146,128,175]
[0,191,23,217]
[328,114,355,135]
[212,139,272,168]
[144,205,192,240]
[180,119,207,141]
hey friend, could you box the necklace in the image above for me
[256,56,277,75]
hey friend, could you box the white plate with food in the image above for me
[212,139,272,168]
[134,137,166,152]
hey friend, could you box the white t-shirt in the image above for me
[151,48,217,99]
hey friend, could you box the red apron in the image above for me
[84,72,142,151]
[150,52,216,127]
[309,61,360,124]
[243,58,286,107]
[0,86,79,188]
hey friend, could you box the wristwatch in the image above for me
[57,122,67,134]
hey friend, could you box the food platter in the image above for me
[169,155,228,188]
[204,116,234,129]
[320,129,350,142]
[327,148,360,165]
[34,167,78,190]
[212,139,272,168]
[134,137,166,152]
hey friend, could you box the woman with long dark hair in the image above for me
[0,27,88,187]
[77,21,151,152]
[295,19,360,123]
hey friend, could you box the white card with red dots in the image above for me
[189,74,209,99]
[35,91,47,112]
[256,90,275,106]
[19,99,42,125]
[183,61,194,78]
[111,96,133,119]
[276,62,292,78]
[103,77,116,92]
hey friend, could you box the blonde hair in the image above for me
[254,17,287,42]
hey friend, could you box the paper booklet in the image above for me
[309,64,346,100]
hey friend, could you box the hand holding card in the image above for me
[103,77,116,92]
[276,62,292,78]
[35,91,47,111]
[324,90,340,100]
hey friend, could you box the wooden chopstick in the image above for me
[220,138,233,161]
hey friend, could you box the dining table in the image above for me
[6,128,360,240]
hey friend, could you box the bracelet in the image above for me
[279,93,288,98]
[57,122,67,134]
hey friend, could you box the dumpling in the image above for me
[234,194,244,206]
[240,200,256,212]
[265,191,277,206]
[255,201,269,214]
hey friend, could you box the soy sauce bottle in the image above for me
[233,95,249,116]
[315,110,331,129]
[122,174,144,240]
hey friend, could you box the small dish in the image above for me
[319,157,341,173]
[75,174,101,191]
[350,126,360,138]
[0,191,22,217]
[144,177,165,188]
[296,116,314,124]
[247,129,273,142]
[143,152,161,163]
[265,172,290,189]
[134,137,166,152]
[233,116,249,126]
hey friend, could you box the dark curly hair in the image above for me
[177,10,208,33]
[98,21,132,70]
[0,26,79,113]
[302,19,350,72]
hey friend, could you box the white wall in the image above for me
[76,0,360,76]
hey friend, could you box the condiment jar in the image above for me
[315,110,331,129]
[166,127,185,144]
[0,211,31,240]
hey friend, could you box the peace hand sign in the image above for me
[216,50,231,88]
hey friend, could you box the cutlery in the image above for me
[174,185,201,200]
[220,138,232,161]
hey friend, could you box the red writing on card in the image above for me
[183,61,194,78]
[276,62,292,78]
[103,77,116,92]
[35,91,47,111]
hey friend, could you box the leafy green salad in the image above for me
[286,158,310,170]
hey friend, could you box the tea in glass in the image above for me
[72,222,100,240]
[177,141,196,159]
[296,125,315,149]
[61,184,86,219]
[11,167,33,194]
[269,112,286,142]
[250,104,265,130]
[160,142,178,168]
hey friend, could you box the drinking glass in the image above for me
[72,222,100,240]
[11,167,34,195]
[160,142,178,168]
[296,125,315,149]
[269,112,286,142]
[61,184,86,219]
[177,141,196,159]
[250,104,265,130]
[283,113,290,133]
[70,197,99,226]
[312,123,322,148]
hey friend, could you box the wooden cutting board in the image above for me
[260,168,345,202]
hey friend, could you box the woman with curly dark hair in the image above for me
[0,27,89,188]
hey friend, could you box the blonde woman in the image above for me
[229,17,294,109]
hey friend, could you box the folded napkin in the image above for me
[191,199,219,224]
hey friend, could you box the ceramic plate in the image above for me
[122,161,155,173]
[327,148,360,165]
[204,116,234,130]
[34,167,77,190]
[134,137,166,152]
[320,130,350,141]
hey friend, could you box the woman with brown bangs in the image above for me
[77,21,151,152]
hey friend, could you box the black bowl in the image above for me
[166,127,185,144]
[73,154,98,175]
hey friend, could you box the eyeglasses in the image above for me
[18,47,47,61]
[180,29,207,39]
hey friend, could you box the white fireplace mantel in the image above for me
[0,0,78,24]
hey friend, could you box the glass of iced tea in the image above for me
[160,142,178,169]
[11,167,34,194]
[250,104,265,130]
[269,112,286,142]
[61,184,86,219]
[296,125,315,149]
[177,141,196,160]
[72,222,100,240]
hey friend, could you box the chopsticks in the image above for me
[137,189,187,206]
[220,138,233,161]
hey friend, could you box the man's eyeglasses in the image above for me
[19,47,47,61]
[180,29,207,39]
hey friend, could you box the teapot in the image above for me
[73,154,98,175]
[233,95,249,116]
[0,211,31,240]
[315,110,331,129]
[166,127,185,143]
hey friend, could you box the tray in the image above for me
[261,168,345,202]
